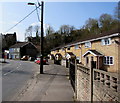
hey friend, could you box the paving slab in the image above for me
[17,61,74,101]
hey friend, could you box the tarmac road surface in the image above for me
[2,59,39,101]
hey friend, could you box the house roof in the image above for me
[83,50,103,57]
[10,42,36,48]
[51,29,120,51]
[65,30,120,47]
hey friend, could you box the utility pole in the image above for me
[40,1,44,74]
[28,1,44,74]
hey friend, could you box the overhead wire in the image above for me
[36,0,41,22]
[35,5,40,22]
[5,5,40,33]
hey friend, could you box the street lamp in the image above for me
[28,2,35,5]
[28,1,44,74]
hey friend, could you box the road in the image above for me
[1,59,39,101]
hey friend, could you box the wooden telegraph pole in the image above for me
[40,1,44,74]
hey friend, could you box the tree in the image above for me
[99,13,113,32]
[58,25,75,35]
[34,25,40,37]
[25,25,33,41]
[85,18,100,34]
[114,1,120,20]
[45,25,54,36]
[25,25,41,43]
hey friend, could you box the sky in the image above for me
[0,1,118,41]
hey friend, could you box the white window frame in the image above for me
[75,45,79,50]
[9,48,13,53]
[101,38,111,45]
[85,42,91,48]
[104,56,114,65]
[17,48,20,52]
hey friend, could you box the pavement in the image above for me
[15,60,74,101]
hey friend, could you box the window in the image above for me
[75,45,79,49]
[13,48,15,52]
[91,56,94,61]
[17,48,20,52]
[9,48,14,52]
[104,56,114,65]
[86,57,89,64]
[101,38,111,45]
[85,42,91,48]
[9,48,13,53]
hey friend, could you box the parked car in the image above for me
[35,58,47,64]
[21,55,29,60]
[28,57,35,61]
[34,57,40,63]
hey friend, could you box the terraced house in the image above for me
[51,30,120,73]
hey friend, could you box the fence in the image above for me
[69,59,75,91]
[94,69,118,92]
[76,63,119,102]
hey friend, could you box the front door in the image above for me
[86,56,89,66]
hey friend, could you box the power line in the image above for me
[36,0,41,22]
[35,5,40,22]
[5,5,40,33]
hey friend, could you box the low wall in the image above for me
[76,64,119,102]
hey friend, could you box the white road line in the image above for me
[3,69,16,76]
[3,63,23,76]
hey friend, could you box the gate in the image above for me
[69,59,75,91]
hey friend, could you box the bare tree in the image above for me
[85,18,99,34]
[34,25,40,37]
[25,25,33,41]
[58,25,75,35]
[45,25,54,36]
[99,14,113,27]
[99,13,114,32]
[114,1,120,20]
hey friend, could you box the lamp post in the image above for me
[28,1,44,74]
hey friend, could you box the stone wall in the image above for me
[76,64,119,102]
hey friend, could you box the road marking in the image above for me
[3,70,15,76]
[3,64,22,76]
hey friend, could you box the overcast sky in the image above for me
[0,1,118,41]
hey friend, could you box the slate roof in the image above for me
[65,29,120,47]
[10,42,32,48]
[51,29,120,51]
